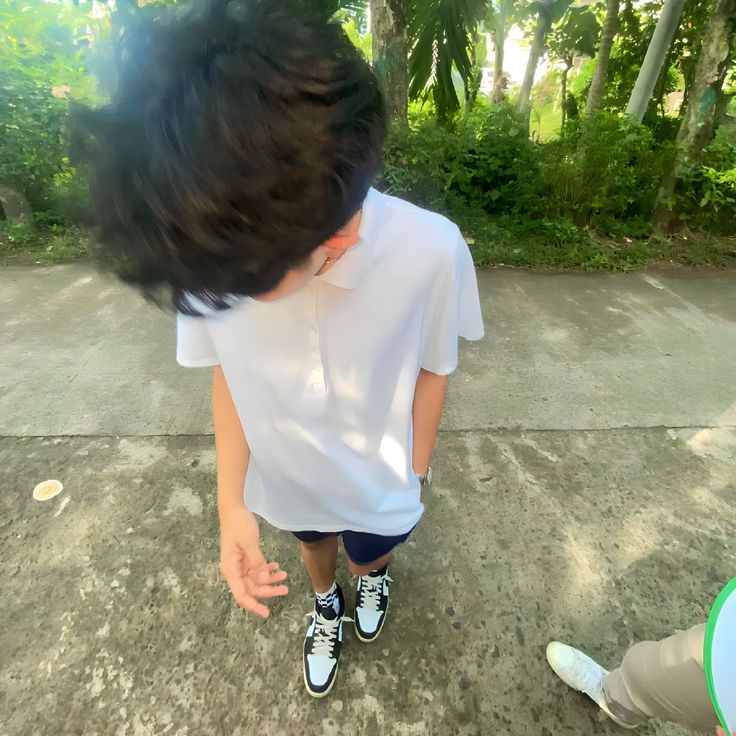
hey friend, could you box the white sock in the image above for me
[315,582,339,615]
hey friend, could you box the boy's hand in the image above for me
[715,728,735,736]
[219,505,288,618]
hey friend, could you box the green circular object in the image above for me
[704,576,736,734]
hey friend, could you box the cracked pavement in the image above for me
[1,264,735,736]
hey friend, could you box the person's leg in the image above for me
[342,528,414,576]
[602,624,719,732]
[349,551,394,643]
[343,529,414,642]
[298,534,340,593]
[347,549,393,577]
[293,531,344,698]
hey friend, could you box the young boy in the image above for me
[75,0,483,697]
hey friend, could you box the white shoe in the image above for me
[354,565,392,642]
[303,584,352,698]
[546,642,639,729]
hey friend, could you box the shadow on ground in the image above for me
[2,426,734,735]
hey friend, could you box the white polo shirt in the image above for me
[176,189,484,535]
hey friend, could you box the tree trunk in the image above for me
[585,0,619,115]
[654,43,675,120]
[653,0,736,231]
[517,0,554,131]
[491,0,513,103]
[560,60,571,129]
[0,184,34,224]
[625,0,686,122]
[679,60,695,117]
[465,30,484,113]
[492,28,506,102]
[370,0,408,124]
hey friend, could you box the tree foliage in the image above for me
[515,0,572,131]
[407,0,486,120]
[2,0,735,242]
[548,5,600,65]
[0,0,99,217]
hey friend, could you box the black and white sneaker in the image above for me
[303,583,350,698]
[354,565,392,642]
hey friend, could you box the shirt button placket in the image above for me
[308,283,326,395]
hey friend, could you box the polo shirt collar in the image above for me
[316,187,381,290]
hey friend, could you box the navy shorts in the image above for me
[292,527,414,565]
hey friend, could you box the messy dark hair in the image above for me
[72,0,386,313]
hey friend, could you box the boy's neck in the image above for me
[317,209,363,275]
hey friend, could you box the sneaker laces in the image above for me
[358,572,393,611]
[566,656,606,698]
[305,610,353,658]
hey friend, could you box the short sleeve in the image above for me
[420,234,484,375]
[176,312,219,367]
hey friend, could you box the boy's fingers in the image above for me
[245,577,289,598]
[223,562,265,603]
[237,593,270,619]
[227,579,270,618]
[221,553,284,614]
[255,567,288,585]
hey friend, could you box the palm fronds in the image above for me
[408,0,486,120]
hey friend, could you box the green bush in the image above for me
[452,104,537,213]
[382,107,675,236]
[0,220,90,263]
[381,102,536,214]
[379,106,734,269]
[0,70,69,212]
[680,134,736,233]
[0,0,100,221]
[3,220,36,245]
[381,112,461,207]
[520,112,672,232]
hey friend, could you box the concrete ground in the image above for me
[1,264,735,736]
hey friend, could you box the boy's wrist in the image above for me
[217,492,246,519]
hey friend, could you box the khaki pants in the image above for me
[602,624,719,732]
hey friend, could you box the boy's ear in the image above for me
[323,232,360,251]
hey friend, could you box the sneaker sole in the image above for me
[303,662,338,699]
[354,597,389,643]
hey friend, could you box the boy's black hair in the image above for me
[72,0,386,313]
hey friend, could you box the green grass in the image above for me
[1,215,734,272]
[530,101,562,142]
[449,204,736,271]
[0,222,91,265]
